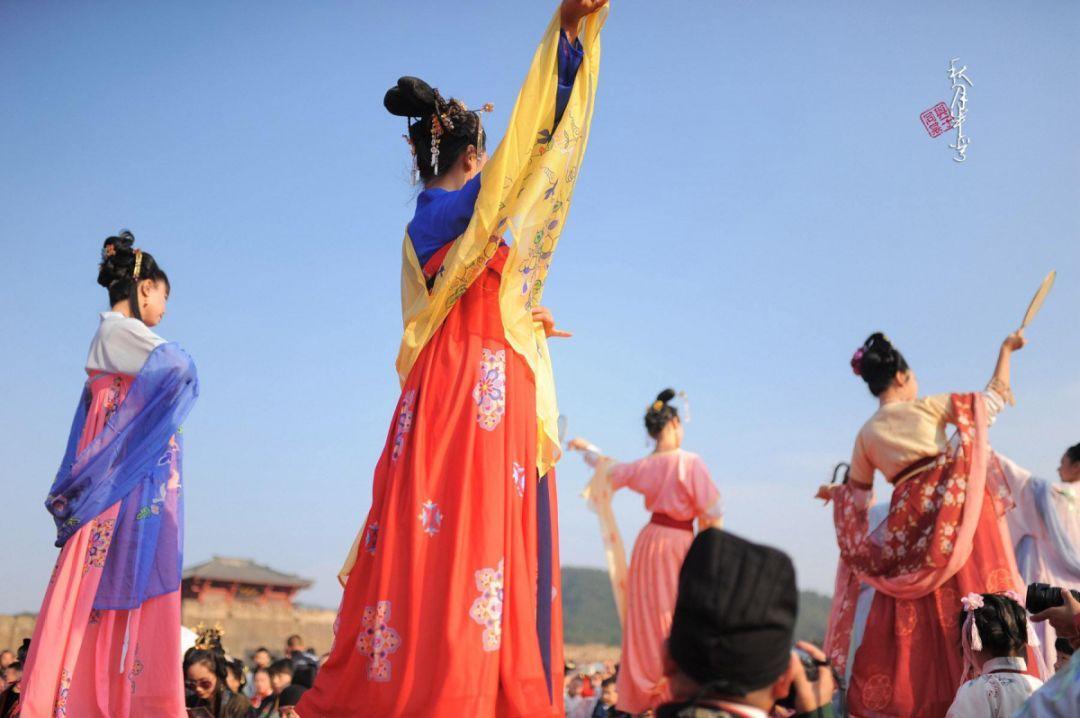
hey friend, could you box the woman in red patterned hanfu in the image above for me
[820,330,1039,718]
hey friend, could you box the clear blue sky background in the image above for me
[2,1,1077,614]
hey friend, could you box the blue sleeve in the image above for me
[409,174,483,266]
[555,30,584,128]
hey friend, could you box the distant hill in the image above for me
[562,566,832,647]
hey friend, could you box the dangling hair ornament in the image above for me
[960,593,985,678]
[403,132,419,185]
[430,113,444,176]
[474,102,494,156]
[673,390,691,423]
[132,249,143,281]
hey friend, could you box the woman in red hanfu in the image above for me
[820,331,1040,718]
[295,2,609,716]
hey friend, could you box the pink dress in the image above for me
[608,450,722,713]
[20,372,184,718]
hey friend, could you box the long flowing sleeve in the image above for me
[832,482,877,566]
[408,30,584,267]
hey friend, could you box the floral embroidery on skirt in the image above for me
[362,522,379,555]
[470,559,505,651]
[512,462,526,498]
[472,349,506,431]
[54,668,72,718]
[418,500,443,537]
[356,601,401,682]
[391,390,417,463]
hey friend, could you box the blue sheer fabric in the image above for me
[409,30,585,267]
[1031,477,1080,577]
[45,342,199,610]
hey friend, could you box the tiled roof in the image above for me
[182,556,312,589]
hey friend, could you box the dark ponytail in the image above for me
[852,333,909,397]
[644,388,679,439]
[97,230,168,321]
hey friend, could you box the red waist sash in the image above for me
[650,513,694,532]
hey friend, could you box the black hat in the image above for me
[668,529,797,695]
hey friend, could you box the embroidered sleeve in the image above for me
[832,482,876,564]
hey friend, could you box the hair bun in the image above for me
[655,388,677,405]
[97,230,136,289]
[384,76,437,118]
[856,332,909,397]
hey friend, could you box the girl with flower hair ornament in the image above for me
[817,329,1040,718]
[945,592,1043,717]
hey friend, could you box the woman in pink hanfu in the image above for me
[20,232,198,718]
[569,389,724,715]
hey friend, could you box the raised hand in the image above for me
[567,437,593,452]
[560,0,609,41]
[1003,329,1027,352]
[815,484,838,504]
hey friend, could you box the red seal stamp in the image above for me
[920,101,954,138]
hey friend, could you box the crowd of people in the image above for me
[181,632,323,718]
[0,633,325,718]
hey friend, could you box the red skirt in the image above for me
[826,395,1040,717]
[297,245,563,717]
[846,472,1036,717]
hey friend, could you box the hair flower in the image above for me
[1001,590,1024,607]
[850,347,866,376]
[960,593,985,612]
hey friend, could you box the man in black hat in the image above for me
[657,529,836,718]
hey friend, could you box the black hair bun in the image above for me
[97,230,137,290]
[857,332,909,397]
[385,76,437,118]
[644,388,679,438]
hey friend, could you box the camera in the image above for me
[1026,582,1080,614]
[776,647,824,709]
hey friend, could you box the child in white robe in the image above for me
[946,592,1043,718]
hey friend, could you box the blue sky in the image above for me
[1,1,1077,614]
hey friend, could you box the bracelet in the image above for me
[986,378,1015,406]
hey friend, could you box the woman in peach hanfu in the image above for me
[569,389,724,714]
[820,331,1037,718]
[295,2,608,717]
[20,232,198,718]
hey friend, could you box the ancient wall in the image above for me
[181,598,336,659]
[0,614,36,654]
[0,601,335,661]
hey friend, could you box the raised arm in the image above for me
[986,330,1027,405]
[567,437,606,468]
